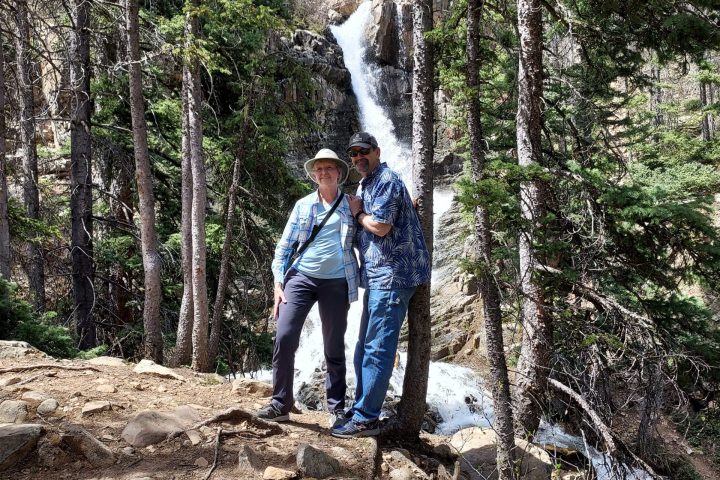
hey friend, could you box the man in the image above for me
[332,131,431,438]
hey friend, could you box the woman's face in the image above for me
[311,159,341,186]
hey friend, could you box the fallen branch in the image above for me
[0,364,101,374]
[202,427,222,480]
[548,377,618,456]
[548,378,663,479]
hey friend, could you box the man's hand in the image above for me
[347,195,363,217]
[273,282,286,320]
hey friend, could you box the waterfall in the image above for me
[259,1,488,433]
[252,3,651,479]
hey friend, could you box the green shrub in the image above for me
[0,278,34,337]
[15,317,78,359]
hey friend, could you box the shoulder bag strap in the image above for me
[293,191,345,261]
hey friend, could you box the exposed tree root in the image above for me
[169,407,285,440]
[0,364,100,374]
[202,427,222,480]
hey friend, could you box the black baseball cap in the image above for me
[347,131,378,150]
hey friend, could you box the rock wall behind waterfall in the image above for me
[269,28,360,177]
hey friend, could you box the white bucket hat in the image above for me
[304,148,349,185]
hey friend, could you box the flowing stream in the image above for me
[267,2,651,479]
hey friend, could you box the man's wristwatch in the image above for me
[354,210,364,222]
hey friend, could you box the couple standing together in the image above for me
[258,131,431,438]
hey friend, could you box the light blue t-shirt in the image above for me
[295,204,345,279]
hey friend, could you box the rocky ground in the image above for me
[0,340,565,480]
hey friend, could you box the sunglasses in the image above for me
[348,147,373,158]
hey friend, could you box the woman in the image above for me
[257,148,358,425]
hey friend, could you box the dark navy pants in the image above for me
[270,269,349,414]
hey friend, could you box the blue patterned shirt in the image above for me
[356,162,431,289]
[271,190,359,303]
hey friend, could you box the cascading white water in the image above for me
[330,1,413,190]
[295,1,489,434]
[267,3,650,479]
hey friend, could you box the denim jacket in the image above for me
[271,190,359,303]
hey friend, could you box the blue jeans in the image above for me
[351,286,416,423]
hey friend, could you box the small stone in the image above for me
[82,401,111,416]
[232,378,273,397]
[146,445,156,453]
[156,386,167,393]
[133,359,185,381]
[263,466,295,480]
[96,384,117,393]
[21,390,50,405]
[185,429,202,446]
[194,456,209,467]
[101,434,114,442]
[37,398,60,416]
[45,371,57,377]
[0,400,29,423]
[389,466,416,480]
[0,377,21,387]
[122,447,135,456]
[296,444,342,478]
[238,444,261,471]
[131,382,144,391]
[381,462,390,472]
[88,356,126,367]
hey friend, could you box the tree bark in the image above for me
[208,98,253,363]
[0,43,10,280]
[70,0,96,348]
[700,81,710,141]
[392,0,433,438]
[173,67,194,366]
[126,0,163,363]
[186,1,210,372]
[15,0,45,310]
[466,2,517,478]
[514,0,550,438]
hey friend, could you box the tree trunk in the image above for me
[0,44,10,280]
[466,2,517,477]
[186,2,210,372]
[15,0,45,310]
[514,0,550,438]
[208,99,253,363]
[126,0,163,363]
[173,71,194,366]
[392,0,433,438]
[70,0,96,349]
[700,81,710,141]
[108,156,134,328]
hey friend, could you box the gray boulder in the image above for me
[297,443,343,478]
[0,424,43,471]
[61,424,115,467]
[121,405,200,447]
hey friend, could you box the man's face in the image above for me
[349,146,380,177]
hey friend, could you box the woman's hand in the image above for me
[273,282,287,320]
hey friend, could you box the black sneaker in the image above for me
[330,409,351,429]
[256,404,289,422]
[331,418,380,438]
